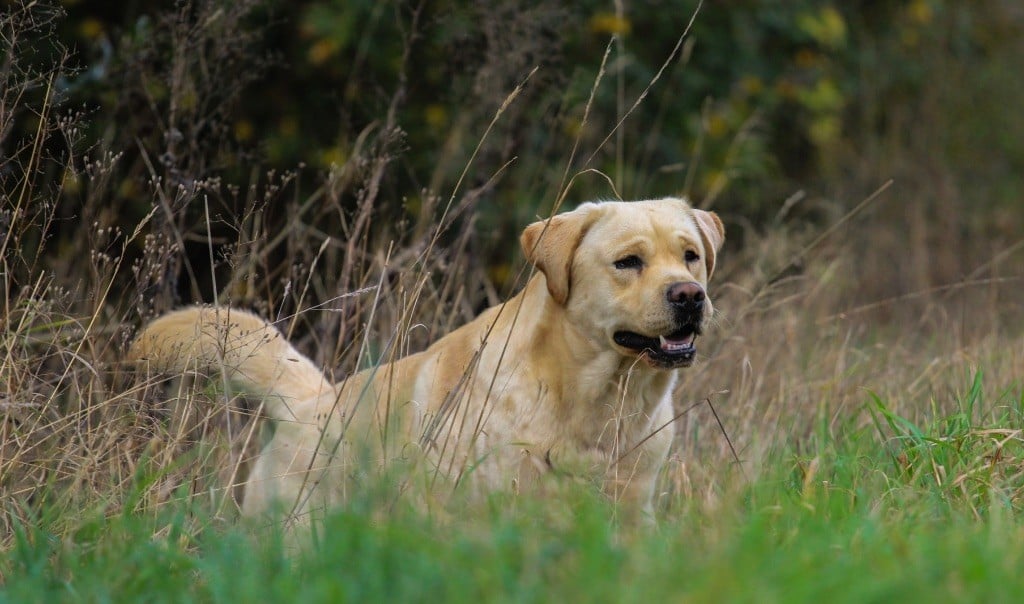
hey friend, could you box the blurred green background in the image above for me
[5,0,1023,309]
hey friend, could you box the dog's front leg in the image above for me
[602,416,674,520]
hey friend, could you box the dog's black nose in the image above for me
[667,281,705,312]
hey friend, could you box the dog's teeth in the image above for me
[659,332,696,352]
[659,334,686,352]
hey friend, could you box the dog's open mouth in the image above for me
[613,325,700,367]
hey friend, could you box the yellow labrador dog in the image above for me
[130,198,724,518]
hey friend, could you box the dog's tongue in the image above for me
[658,332,695,353]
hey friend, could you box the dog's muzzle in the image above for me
[613,282,707,368]
[613,325,700,367]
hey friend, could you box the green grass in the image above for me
[4,374,1022,603]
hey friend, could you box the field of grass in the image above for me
[3,0,1024,601]
[3,365,1024,602]
[2,196,1021,599]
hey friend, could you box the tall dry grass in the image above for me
[668,212,1024,508]
[2,0,1023,545]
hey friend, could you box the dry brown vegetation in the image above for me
[2,0,1023,546]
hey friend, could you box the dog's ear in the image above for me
[520,206,597,305]
[692,209,725,279]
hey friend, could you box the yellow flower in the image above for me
[489,263,512,289]
[78,18,104,40]
[739,75,764,95]
[798,79,843,113]
[320,147,347,167]
[178,89,197,111]
[425,104,447,129]
[589,12,631,36]
[62,168,81,195]
[797,7,847,49]
[907,0,933,24]
[308,39,338,66]
[809,116,841,147]
[234,120,254,142]
[707,114,729,139]
[563,116,583,138]
[701,170,727,193]
[118,178,138,200]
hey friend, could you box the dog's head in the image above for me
[521,198,724,369]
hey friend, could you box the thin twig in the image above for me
[707,396,746,480]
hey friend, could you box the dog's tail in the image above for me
[128,307,331,421]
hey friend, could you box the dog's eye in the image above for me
[613,255,643,270]
[684,250,700,263]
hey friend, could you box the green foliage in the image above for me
[45,0,1024,223]
[5,374,1024,601]
[867,372,1024,516]
[3,0,1020,312]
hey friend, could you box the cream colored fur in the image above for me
[129,198,725,519]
